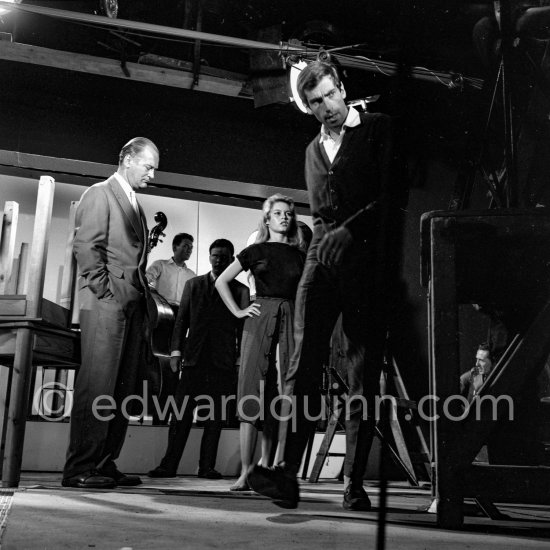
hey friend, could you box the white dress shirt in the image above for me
[319,106,361,164]
[113,172,138,211]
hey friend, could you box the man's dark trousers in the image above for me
[64,289,147,478]
[158,362,234,473]
[280,239,387,485]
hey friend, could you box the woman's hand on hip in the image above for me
[236,302,261,318]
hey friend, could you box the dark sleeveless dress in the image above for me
[236,242,305,423]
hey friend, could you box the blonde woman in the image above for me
[215,194,305,491]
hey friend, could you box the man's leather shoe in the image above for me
[343,485,371,511]
[197,468,223,480]
[62,470,116,489]
[98,464,142,486]
[148,466,177,478]
[247,465,299,509]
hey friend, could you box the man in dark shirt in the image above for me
[148,239,249,479]
[249,60,406,510]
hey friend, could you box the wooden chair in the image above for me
[0,176,80,487]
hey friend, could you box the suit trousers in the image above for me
[159,367,234,473]
[280,242,386,484]
[64,287,146,478]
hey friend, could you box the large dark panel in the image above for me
[0,59,316,189]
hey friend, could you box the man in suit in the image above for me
[62,137,159,489]
[148,239,249,479]
[248,61,406,510]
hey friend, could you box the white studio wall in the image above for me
[140,194,200,273]
[1,175,312,306]
[142,195,262,285]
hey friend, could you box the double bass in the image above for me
[146,212,175,357]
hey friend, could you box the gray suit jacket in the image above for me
[73,175,148,312]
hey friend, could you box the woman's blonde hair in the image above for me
[255,193,303,248]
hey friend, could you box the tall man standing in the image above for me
[249,61,407,510]
[62,137,159,489]
[146,233,196,423]
[148,239,249,479]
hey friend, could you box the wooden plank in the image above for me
[41,299,70,327]
[138,52,250,84]
[427,280,436,496]
[392,357,431,480]
[0,202,19,295]
[0,298,26,316]
[25,176,54,318]
[463,464,550,503]
[15,243,29,295]
[388,412,418,486]
[52,368,70,418]
[0,327,17,357]
[0,365,12,473]
[5,257,19,295]
[1,321,79,365]
[308,398,344,483]
[0,320,79,336]
[58,201,77,319]
[429,215,463,528]
[33,331,77,360]
[1,327,33,487]
[3,3,302,53]
[0,40,250,99]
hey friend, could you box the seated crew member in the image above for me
[146,233,195,424]
[460,342,494,402]
[148,239,249,479]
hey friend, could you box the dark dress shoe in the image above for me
[197,468,223,480]
[62,470,116,489]
[247,465,299,509]
[343,485,372,511]
[148,466,177,478]
[98,465,142,486]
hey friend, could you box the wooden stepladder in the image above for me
[308,357,431,486]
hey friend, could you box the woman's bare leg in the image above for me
[230,422,258,490]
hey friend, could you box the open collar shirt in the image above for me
[319,106,361,164]
[146,257,196,306]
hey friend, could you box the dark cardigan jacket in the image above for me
[304,111,407,245]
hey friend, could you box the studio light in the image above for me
[0,0,18,16]
[288,59,309,114]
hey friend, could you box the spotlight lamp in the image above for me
[0,0,20,17]
[288,58,309,113]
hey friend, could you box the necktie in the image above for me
[129,191,138,212]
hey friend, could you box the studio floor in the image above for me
[0,474,549,549]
